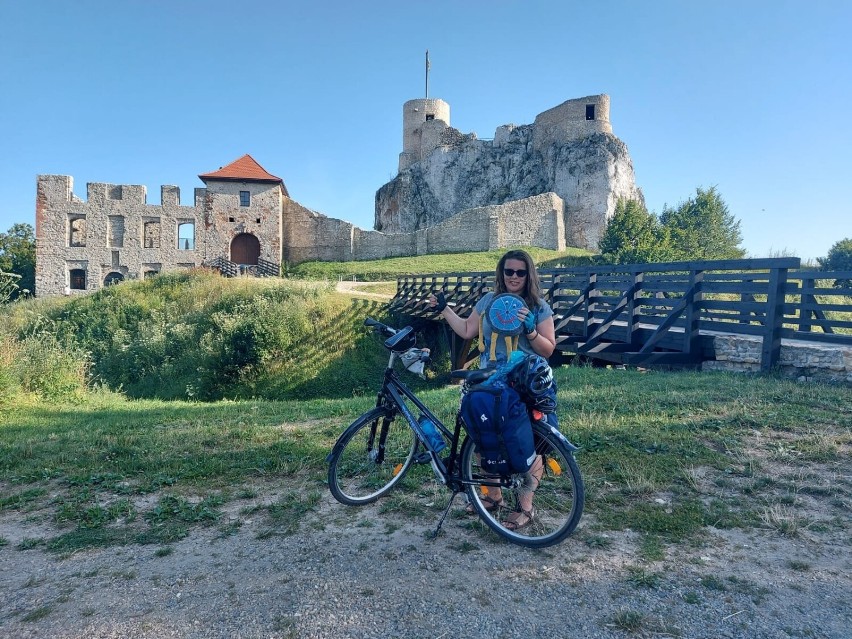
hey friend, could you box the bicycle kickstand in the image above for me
[429,490,461,540]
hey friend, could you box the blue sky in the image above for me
[1,0,850,263]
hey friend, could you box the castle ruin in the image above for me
[35,94,641,297]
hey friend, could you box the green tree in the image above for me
[817,237,852,287]
[659,187,745,260]
[0,223,35,299]
[599,199,673,264]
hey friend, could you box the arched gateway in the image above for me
[230,233,260,265]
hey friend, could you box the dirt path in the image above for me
[334,280,395,302]
[1,483,849,639]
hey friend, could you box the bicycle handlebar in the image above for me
[364,317,397,338]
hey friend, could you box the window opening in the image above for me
[177,222,195,250]
[240,191,250,207]
[228,217,235,223]
[104,272,124,286]
[585,104,595,120]
[109,215,125,247]
[69,217,86,247]
[69,269,86,290]
[425,114,434,121]
[143,220,161,248]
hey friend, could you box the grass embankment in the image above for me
[288,246,595,280]
[0,270,408,402]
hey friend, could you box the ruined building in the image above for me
[376,94,642,250]
[35,94,641,297]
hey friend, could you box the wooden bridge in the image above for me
[387,257,852,372]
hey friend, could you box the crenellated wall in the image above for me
[36,175,201,297]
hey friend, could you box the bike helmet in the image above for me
[526,390,556,413]
[511,354,554,399]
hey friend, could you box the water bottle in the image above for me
[418,415,446,453]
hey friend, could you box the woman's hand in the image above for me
[517,307,535,334]
[428,291,447,313]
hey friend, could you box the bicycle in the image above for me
[326,317,584,548]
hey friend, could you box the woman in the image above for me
[430,249,555,366]
[429,249,555,531]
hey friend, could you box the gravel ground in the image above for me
[1,491,849,639]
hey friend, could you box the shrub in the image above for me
[10,322,89,401]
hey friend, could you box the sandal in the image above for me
[502,507,536,531]
[465,494,506,515]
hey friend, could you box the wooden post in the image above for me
[584,272,597,340]
[627,269,643,347]
[800,277,814,333]
[683,269,704,355]
[761,266,789,372]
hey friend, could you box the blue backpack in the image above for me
[460,381,536,475]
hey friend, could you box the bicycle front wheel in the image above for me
[328,407,418,505]
[461,420,584,548]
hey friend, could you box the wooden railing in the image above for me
[388,258,852,371]
[204,257,280,278]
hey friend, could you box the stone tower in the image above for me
[398,98,451,172]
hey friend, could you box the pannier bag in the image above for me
[461,381,536,475]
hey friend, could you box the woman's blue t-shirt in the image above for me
[474,292,553,368]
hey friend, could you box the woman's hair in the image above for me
[495,249,542,309]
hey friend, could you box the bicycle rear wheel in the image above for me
[461,420,584,548]
[328,407,418,505]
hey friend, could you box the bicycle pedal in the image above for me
[413,452,431,464]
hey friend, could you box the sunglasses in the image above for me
[503,268,528,278]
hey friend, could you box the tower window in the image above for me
[585,104,595,121]
[240,191,250,207]
[425,114,434,121]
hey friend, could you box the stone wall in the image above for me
[704,334,852,384]
[280,192,565,265]
[36,175,201,297]
[281,198,355,263]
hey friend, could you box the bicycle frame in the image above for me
[375,349,509,493]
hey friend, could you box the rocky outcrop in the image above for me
[375,122,642,251]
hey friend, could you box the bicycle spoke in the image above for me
[328,409,418,505]
[462,421,584,548]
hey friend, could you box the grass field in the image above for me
[1,365,849,555]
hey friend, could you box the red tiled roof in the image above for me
[198,154,282,183]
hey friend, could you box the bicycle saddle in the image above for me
[450,369,495,385]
